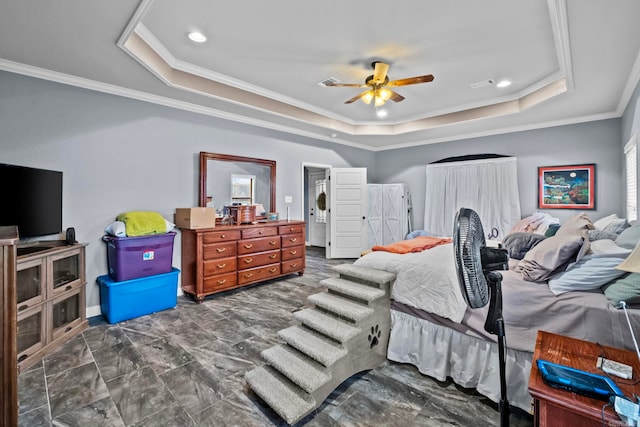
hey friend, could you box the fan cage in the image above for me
[454,209,489,309]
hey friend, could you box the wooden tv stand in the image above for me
[179,220,305,302]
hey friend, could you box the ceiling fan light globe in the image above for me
[362,90,374,104]
[374,96,387,107]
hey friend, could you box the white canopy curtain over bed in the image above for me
[424,156,521,238]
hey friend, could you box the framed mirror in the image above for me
[199,152,276,216]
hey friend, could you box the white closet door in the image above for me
[382,183,407,245]
[367,184,383,248]
[326,167,367,259]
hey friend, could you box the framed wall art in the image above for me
[538,164,596,209]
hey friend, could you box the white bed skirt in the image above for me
[387,309,534,413]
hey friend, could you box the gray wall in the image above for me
[622,76,640,146]
[0,71,374,314]
[372,119,623,230]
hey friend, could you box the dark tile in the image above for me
[162,318,219,350]
[106,366,177,425]
[18,405,51,427]
[83,323,128,352]
[92,340,146,382]
[192,390,275,427]
[187,339,255,380]
[322,391,414,426]
[43,335,93,377]
[130,402,196,427]
[136,336,194,375]
[52,396,125,427]
[159,360,230,416]
[18,366,47,414]
[47,362,110,418]
[120,316,168,346]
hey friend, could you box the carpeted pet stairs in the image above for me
[245,264,396,425]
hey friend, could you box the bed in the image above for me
[353,216,640,413]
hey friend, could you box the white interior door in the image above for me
[326,167,367,259]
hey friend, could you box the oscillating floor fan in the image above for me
[453,208,510,427]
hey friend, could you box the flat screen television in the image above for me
[0,163,63,238]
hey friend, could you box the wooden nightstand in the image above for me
[529,331,640,426]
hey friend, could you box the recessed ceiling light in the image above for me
[376,109,388,118]
[188,31,207,43]
[496,80,512,88]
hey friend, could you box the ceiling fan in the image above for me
[326,61,434,107]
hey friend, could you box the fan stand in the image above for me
[483,271,510,427]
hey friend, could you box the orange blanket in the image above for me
[372,236,452,254]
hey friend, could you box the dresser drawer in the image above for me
[203,256,237,277]
[281,233,303,248]
[281,245,304,261]
[238,236,281,255]
[279,224,304,235]
[203,242,237,260]
[238,264,280,285]
[203,230,241,244]
[203,272,237,293]
[282,258,305,274]
[238,250,280,270]
[241,226,277,239]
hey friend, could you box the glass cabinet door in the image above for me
[16,259,45,311]
[51,288,83,340]
[17,305,45,364]
[50,248,83,295]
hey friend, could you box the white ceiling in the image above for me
[1,0,639,151]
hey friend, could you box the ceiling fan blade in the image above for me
[344,91,368,104]
[387,74,434,87]
[325,82,368,88]
[372,62,390,84]
[389,90,405,102]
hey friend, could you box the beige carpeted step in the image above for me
[294,308,360,343]
[245,365,316,425]
[322,277,385,302]
[307,292,373,322]
[333,263,396,287]
[262,344,331,393]
[278,325,347,367]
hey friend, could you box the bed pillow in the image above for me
[547,255,628,295]
[502,232,546,260]
[515,234,587,282]
[555,212,594,237]
[593,214,621,230]
[602,273,640,305]
[615,224,640,249]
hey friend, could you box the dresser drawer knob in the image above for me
[216,247,227,253]
[217,263,226,269]
[289,250,297,255]
[259,230,263,234]
[269,241,277,245]
[269,254,277,259]
[269,268,277,273]
[290,263,298,268]
[217,279,227,285]
[65,285,72,291]
[290,237,297,242]
[244,244,253,249]
[244,259,253,264]
[220,234,226,238]
[18,304,28,312]
[244,273,254,278]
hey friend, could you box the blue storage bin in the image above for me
[97,268,179,323]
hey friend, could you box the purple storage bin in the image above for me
[103,232,176,282]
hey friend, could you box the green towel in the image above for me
[116,211,167,237]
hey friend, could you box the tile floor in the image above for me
[18,247,533,426]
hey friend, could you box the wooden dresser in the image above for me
[180,220,305,302]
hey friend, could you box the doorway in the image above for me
[302,163,331,249]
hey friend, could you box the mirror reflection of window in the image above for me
[315,179,327,223]
[231,174,255,205]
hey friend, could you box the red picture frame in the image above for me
[538,164,596,209]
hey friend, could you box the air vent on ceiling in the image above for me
[470,79,496,89]
[318,77,340,86]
